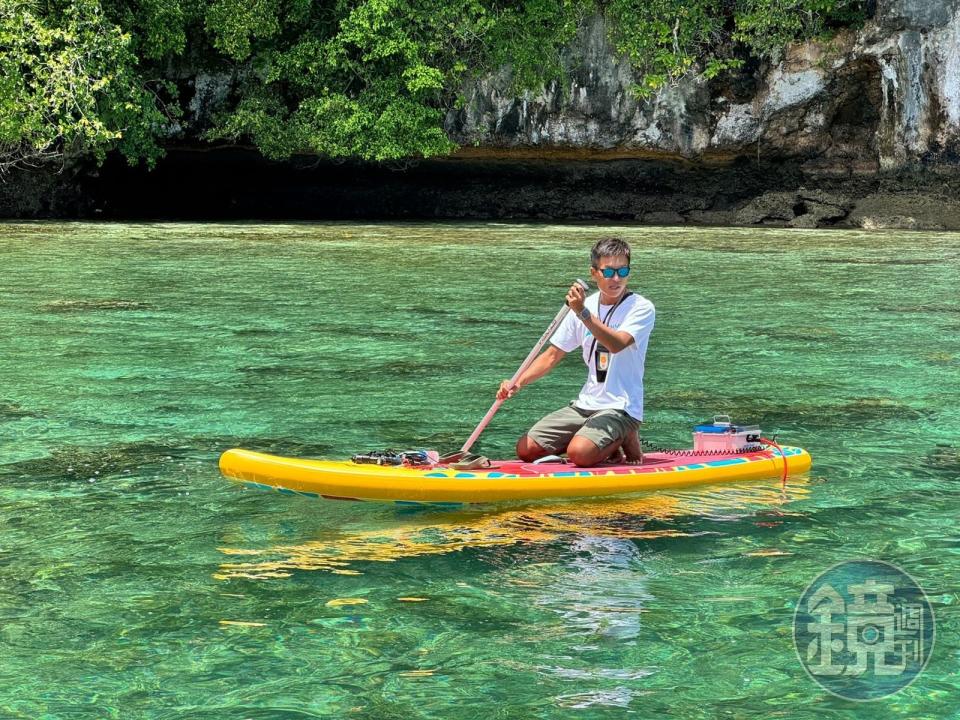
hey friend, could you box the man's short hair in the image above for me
[591,237,631,267]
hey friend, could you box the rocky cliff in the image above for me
[6,0,960,226]
[451,1,960,170]
[435,0,960,228]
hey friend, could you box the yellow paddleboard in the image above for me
[219,446,812,505]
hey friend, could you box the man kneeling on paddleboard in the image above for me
[497,237,655,467]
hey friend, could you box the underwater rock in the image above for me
[0,401,39,420]
[6,442,193,480]
[834,397,933,422]
[816,257,941,265]
[212,436,335,458]
[923,445,960,473]
[5,437,336,481]
[42,299,152,313]
[745,326,840,341]
[308,321,421,339]
[874,304,960,315]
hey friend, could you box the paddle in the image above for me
[445,279,590,462]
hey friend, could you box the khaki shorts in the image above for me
[526,403,641,454]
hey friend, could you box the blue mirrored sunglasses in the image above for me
[595,265,630,279]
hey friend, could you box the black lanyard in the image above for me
[588,292,632,361]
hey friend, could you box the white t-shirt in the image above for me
[549,291,655,420]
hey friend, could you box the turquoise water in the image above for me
[0,222,958,718]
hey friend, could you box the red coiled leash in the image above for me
[760,436,788,484]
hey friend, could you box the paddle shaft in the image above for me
[459,279,590,455]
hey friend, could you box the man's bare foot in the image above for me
[616,446,643,465]
[622,430,644,465]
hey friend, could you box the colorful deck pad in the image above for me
[219,446,812,504]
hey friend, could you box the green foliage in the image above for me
[607,0,867,97]
[484,0,592,94]
[203,0,604,160]
[205,0,280,60]
[0,0,868,170]
[100,0,201,59]
[207,0,482,160]
[0,0,175,173]
[733,0,866,58]
[606,0,723,96]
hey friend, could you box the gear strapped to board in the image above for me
[351,450,435,466]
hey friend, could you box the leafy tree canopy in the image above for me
[0,0,866,172]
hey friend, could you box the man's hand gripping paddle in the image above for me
[443,279,590,464]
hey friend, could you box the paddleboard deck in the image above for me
[218,446,812,505]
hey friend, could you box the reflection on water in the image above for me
[216,479,809,579]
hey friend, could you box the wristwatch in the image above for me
[578,307,591,322]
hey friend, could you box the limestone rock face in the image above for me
[445,18,712,156]
[445,2,960,171]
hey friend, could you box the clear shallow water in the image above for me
[0,222,958,718]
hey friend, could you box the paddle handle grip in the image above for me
[460,279,590,455]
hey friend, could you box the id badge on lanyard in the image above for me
[595,345,611,383]
[590,293,631,384]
